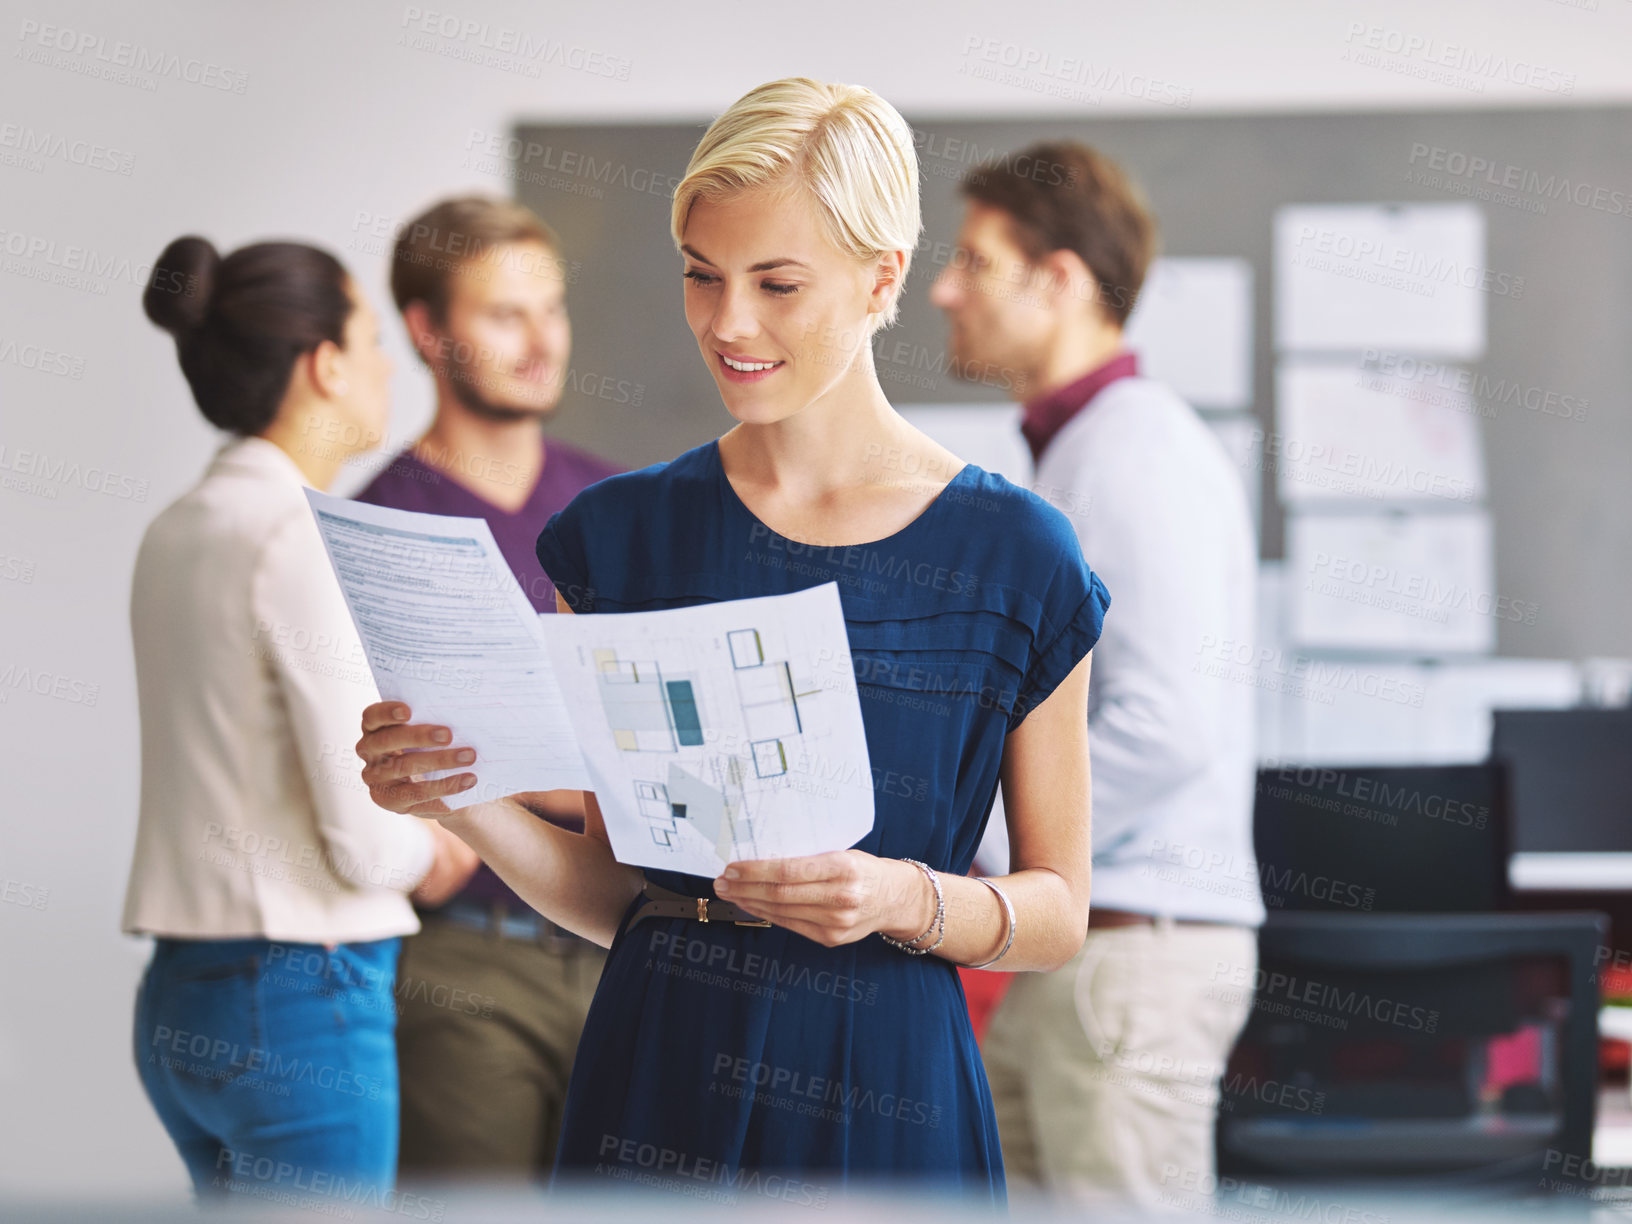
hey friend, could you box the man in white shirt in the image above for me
[930,140,1264,1208]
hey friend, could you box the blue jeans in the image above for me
[133,936,402,1204]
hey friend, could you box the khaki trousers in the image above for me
[981,919,1258,1210]
[395,916,606,1181]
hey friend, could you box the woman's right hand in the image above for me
[356,700,479,817]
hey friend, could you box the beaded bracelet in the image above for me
[959,876,1016,969]
[879,858,944,955]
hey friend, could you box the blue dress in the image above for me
[534,438,1109,1205]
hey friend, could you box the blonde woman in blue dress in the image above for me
[354,78,1108,1205]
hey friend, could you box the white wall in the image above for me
[4,0,1629,1203]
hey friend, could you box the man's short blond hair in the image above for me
[671,77,921,333]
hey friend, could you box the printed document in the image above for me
[305,492,875,870]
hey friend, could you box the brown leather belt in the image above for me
[1088,907,1235,930]
[623,880,773,934]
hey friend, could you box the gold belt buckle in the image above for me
[695,896,770,927]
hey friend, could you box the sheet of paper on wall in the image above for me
[303,489,590,806]
[1582,658,1632,707]
[1201,412,1263,537]
[1125,257,1254,410]
[1274,203,1487,360]
[1274,360,1486,505]
[1419,659,1580,761]
[539,582,875,876]
[1280,658,1434,766]
[1286,511,1496,654]
[1286,657,1578,766]
[1254,560,1289,764]
[896,403,1033,487]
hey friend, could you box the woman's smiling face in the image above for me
[680,183,899,426]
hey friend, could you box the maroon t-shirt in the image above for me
[354,436,622,910]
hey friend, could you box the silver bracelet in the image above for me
[960,876,1016,969]
[879,858,944,955]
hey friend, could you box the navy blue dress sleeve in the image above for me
[534,502,595,612]
[1008,514,1111,731]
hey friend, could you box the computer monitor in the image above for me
[1494,707,1632,892]
[1254,763,1510,913]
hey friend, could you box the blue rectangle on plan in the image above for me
[666,680,704,746]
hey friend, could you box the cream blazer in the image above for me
[121,435,433,942]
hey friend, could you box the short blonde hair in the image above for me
[671,77,922,332]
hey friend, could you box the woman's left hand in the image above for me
[713,850,934,948]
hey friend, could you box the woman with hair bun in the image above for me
[357,78,1108,1205]
[122,236,478,1201]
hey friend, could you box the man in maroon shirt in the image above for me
[352,195,621,1183]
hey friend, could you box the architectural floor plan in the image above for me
[543,583,875,875]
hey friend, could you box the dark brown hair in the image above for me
[143,236,353,435]
[959,141,1157,327]
[390,195,559,326]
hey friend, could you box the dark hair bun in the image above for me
[143,237,352,436]
[143,236,219,338]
